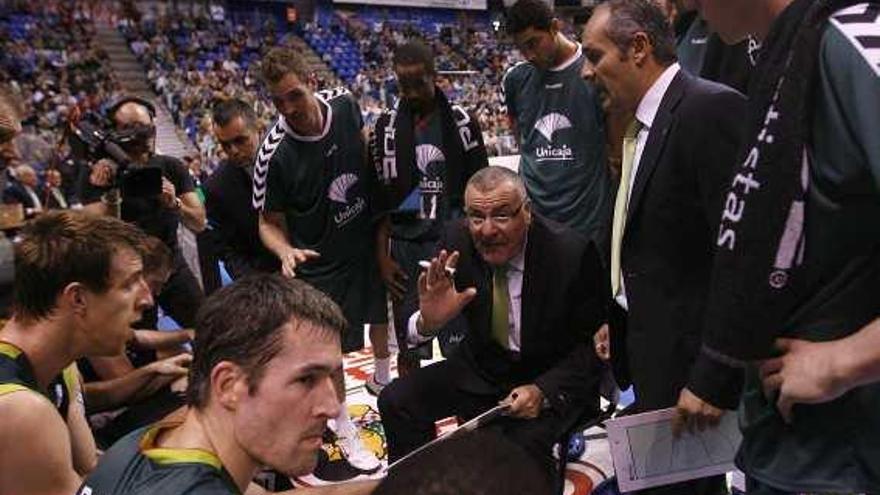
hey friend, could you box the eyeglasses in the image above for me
[465,201,526,228]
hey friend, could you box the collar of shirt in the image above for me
[549,43,583,72]
[635,63,681,130]
[505,236,527,273]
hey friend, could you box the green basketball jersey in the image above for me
[502,44,610,241]
[77,421,239,495]
[252,88,384,337]
[390,111,458,240]
[737,5,880,492]
[0,341,78,418]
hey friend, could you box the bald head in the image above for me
[16,165,37,188]
[112,101,153,129]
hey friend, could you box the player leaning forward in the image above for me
[252,47,386,472]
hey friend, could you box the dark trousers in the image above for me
[155,258,204,328]
[378,357,581,470]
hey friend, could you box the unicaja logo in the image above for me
[328,174,358,204]
[328,173,365,226]
[534,113,572,142]
[416,144,445,174]
[533,112,575,163]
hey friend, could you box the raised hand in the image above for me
[417,250,476,334]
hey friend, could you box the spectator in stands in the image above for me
[503,0,610,245]
[3,164,43,217]
[254,46,386,475]
[81,96,206,329]
[371,40,488,381]
[379,167,604,471]
[685,1,880,494]
[78,275,377,495]
[43,168,71,209]
[0,211,153,495]
[205,98,279,279]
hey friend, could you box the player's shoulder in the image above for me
[318,86,356,109]
[0,387,66,440]
[256,119,290,165]
[502,61,533,91]
[824,3,880,80]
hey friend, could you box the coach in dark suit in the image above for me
[379,166,605,468]
[582,2,746,494]
[204,99,279,282]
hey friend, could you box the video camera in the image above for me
[67,110,162,197]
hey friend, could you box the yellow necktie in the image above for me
[611,119,642,298]
[491,266,510,349]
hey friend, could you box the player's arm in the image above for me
[178,190,207,233]
[66,369,97,476]
[0,392,82,495]
[132,328,194,352]
[83,354,191,411]
[258,211,319,278]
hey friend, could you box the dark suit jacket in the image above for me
[609,70,747,411]
[411,215,605,416]
[42,186,69,209]
[3,182,41,216]
[204,162,279,279]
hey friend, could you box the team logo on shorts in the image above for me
[328,173,366,226]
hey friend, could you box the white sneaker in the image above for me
[337,432,381,473]
[364,373,388,396]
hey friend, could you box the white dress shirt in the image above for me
[615,63,680,310]
[23,185,43,215]
[408,243,527,352]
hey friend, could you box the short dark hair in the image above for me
[393,40,436,74]
[506,0,555,35]
[374,429,553,495]
[140,235,172,278]
[212,98,258,130]
[13,211,147,322]
[598,0,677,65]
[260,47,312,86]
[187,274,346,409]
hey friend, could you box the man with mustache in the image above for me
[379,166,604,470]
[684,0,880,493]
[581,1,746,493]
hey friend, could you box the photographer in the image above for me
[80,97,206,328]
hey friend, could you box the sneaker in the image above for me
[364,373,389,397]
[337,432,381,473]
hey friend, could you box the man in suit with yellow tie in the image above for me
[378,166,605,471]
[581,2,747,493]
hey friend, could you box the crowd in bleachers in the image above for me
[117,3,523,164]
[0,0,121,171]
